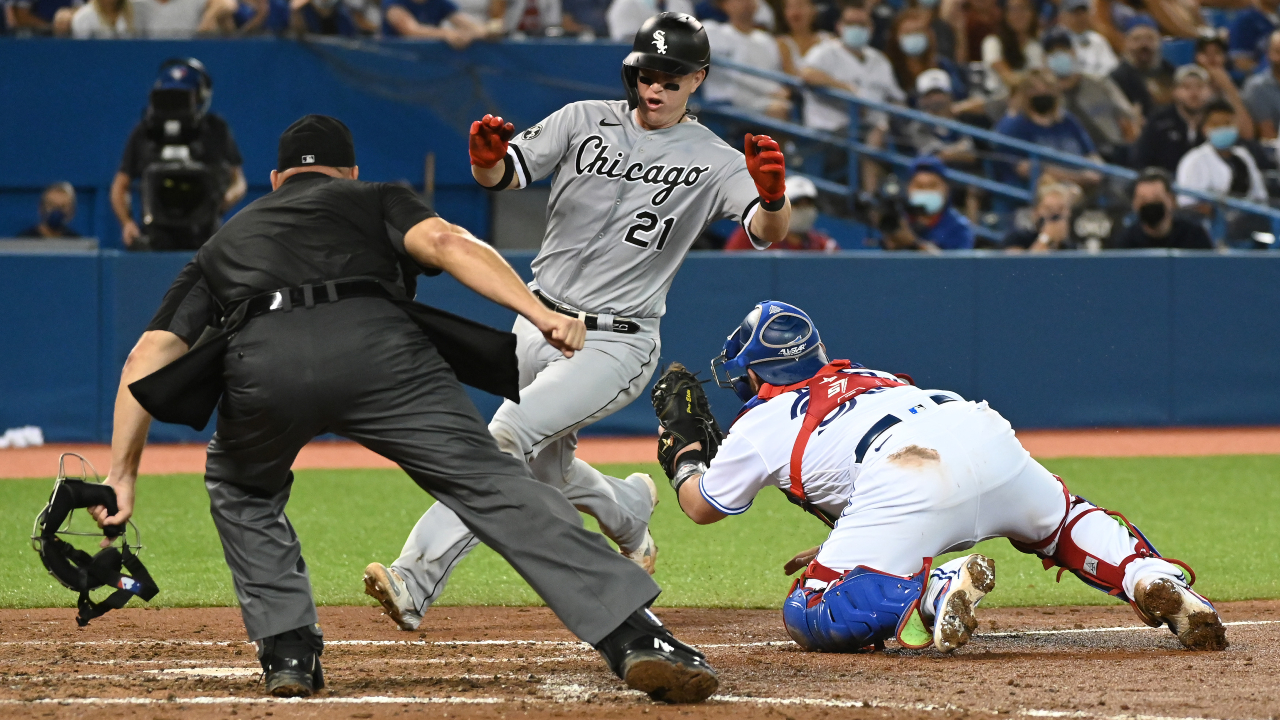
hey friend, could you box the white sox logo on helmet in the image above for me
[652,30,668,54]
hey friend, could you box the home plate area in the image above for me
[2,603,1277,720]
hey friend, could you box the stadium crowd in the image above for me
[4,0,1279,250]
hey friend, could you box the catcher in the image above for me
[651,300,1227,654]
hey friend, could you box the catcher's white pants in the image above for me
[391,313,661,612]
[817,400,1188,600]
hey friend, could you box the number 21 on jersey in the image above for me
[624,211,676,251]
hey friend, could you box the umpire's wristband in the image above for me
[671,450,708,494]
[760,196,785,212]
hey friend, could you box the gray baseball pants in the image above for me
[390,313,662,615]
[202,298,660,644]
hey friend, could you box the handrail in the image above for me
[713,57,1280,224]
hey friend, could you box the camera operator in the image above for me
[880,156,976,252]
[110,57,246,250]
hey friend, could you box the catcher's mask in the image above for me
[621,13,711,110]
[711,300,829,402]
[31,454,158,626]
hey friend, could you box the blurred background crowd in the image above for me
[6,0,1280,252]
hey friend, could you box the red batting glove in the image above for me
[469,114,515,169]
[744,133,786,203]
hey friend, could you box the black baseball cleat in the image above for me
[258,624,326,697]
[595,609,718,703]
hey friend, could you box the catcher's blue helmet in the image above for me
[711,300,829,402]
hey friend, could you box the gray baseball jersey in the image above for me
[506,99,765,318]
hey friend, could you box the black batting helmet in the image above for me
[621,13,711,109]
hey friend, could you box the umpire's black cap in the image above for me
[621,13,711,109]
[277,114,356,172]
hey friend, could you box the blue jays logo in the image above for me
[652,30,668,54]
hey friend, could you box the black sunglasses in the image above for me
[638,75,682,92]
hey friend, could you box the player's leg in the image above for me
[965,402,1227,651]
[366,501,479,630]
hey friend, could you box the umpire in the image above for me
[90,115,719,703]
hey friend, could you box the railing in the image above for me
[705,58,1280,244]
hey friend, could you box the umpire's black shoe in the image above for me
[259,624,325,697]
[595,609,718,703]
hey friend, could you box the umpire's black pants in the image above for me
[203,297,660,643]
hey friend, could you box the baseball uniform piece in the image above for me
[391,99,765,614]
[146,172,660,645]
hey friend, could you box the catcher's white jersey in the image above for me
[699,370,964,519]
[506,99,764,318]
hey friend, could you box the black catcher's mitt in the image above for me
[651,362,724,480]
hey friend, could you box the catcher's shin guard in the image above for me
[1011,477,1200,626]
[783,561,933,652]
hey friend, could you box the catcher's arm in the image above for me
[651,362,726,525]
[670,444,725,525]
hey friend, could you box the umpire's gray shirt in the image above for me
[506,99,764,319]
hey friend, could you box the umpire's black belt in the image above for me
[244,280,391,320]
[534,290,640,334]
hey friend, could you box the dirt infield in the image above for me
[5,426,1280,478]
[1,601,1277,719]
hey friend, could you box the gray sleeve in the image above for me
[714,162,769,249]
[507,104,579,188]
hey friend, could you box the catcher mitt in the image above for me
[651,362,724,480]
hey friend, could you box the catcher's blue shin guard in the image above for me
[783,563,931,652]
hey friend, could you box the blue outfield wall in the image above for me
[2,250,1278,444]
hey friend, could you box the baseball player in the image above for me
[650,300,1228,654]
[364,11,792,630]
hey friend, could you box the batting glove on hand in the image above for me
[744,133,786,204]
[469,114,515,169]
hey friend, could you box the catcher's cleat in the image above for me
[932,554,996,653]
[621,473,660,575]
[1134,577,1228,651]
[259,626,325,698]
[596,609,718,704]
[363,562,421,632]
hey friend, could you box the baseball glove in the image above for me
[651,362,724,480]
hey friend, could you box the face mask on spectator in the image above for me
[42,209,67,231]
[1138,202,1166,226]
[899,33,929,57]
[1207,126,1238,149]
[1029,93,1057,115]
[842,25,870,48]
[1046,52,1076,78]
[908,189,945,215]
[790,205,818,233]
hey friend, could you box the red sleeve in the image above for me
[723,227,757,251]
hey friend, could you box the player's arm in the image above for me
[742,134,791,247]
[472,106,574,191]
[404,216,586,356]
[673,449,726,525]
[470,114,516,189]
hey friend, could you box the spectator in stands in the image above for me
[981,0,1043,100]
[1091,0,1201,52]
[384,0,485,45]
[910,0,959,62]
[725,176,839,250]
[995,70,1104,189]
[70,0,133,35]
[1055,0,1119,78]
[1002,181,1080,251]
[9,0,79,34]
[799,0,905,191]
[341,0,381,34]
[883,156,976,251]
[502,0,561,35]
[1109,19,1175,117]
[1176,99,1268,214]
[887,7,968,105]
[561,0,607,36]
[1245,31,1280,140]
[1194,34,1257,140]
[1043,28,1142,164]
[903,69,976,166]
[132,0,238,37]
[290,0,357,34]
[1229,0,1280,77]
[17,183,81,240]
[690,0,771,30]
[702,0,791,118]
[609,0,695,40]
[960,0,1000,63]
[777,0,831,75]
[1131,64,1211,174]
[1113,167,1214,248]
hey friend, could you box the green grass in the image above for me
[4,456,1279,611]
